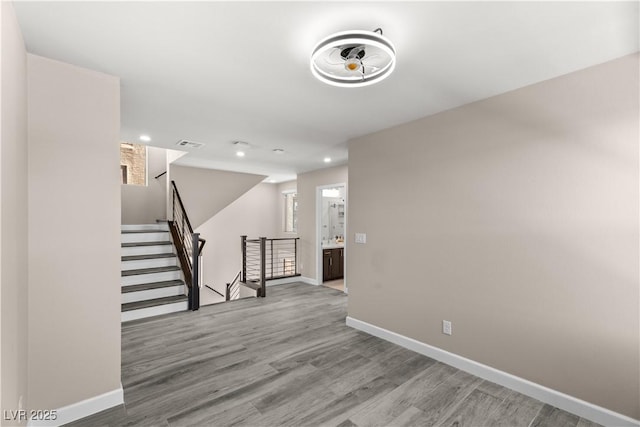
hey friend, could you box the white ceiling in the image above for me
[13,1,639,182]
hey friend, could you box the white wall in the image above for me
[0,2,29,423]
[197,183,279,305]
[27,54,121,411]
[348,54,639,420]
[121,146,167,224]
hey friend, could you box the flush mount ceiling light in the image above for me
[310,28,396,88]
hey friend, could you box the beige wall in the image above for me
[297,165,347,282]
[348,54,639,419]
[27,55,121,409]
[170,164,265,229]
[0,2,29,422]
[121,146,167,224]
[197,183,279,305]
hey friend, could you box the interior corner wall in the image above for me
[0,2,29,423]
[169,164,266,229]
[27,54,121,410]
[196,183,279,305]
[121,146,167,224]
[297,165,347,282]
[347,54,639,419]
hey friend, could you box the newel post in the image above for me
[191,232,200,311]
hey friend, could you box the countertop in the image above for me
[322,243,344,249]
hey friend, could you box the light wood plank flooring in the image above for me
[68,282,601,427]
[323,279,344,292]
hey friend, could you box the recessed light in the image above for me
[139,135,151,142]
[236,151,245,157]
[324,157,332,163]
[269,179,276,183]
[273,149,285,154]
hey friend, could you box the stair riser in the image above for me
[122,270,182,286]
[121,257,177,271]
[122,286,185,304]
[121,232,170,243]
[121,245,173,257]
[121,224,169,232]
[121,301,188,322]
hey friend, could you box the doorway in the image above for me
[316,184,347,293]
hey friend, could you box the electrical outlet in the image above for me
[443,320,452,336]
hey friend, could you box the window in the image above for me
[120,142,147,185]
[284,192,298,233]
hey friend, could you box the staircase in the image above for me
[121,223,189,322]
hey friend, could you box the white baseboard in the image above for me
[346,316,640,427]
[28,385,124,427]
[297,276,319,286]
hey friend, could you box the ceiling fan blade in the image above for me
[362,63,382,71]
[323,57,344,66]
[318,47,345,66]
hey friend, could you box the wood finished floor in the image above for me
[68,282,601,427]
[322,279,344,292]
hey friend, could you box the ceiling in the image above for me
[13,1,639,182]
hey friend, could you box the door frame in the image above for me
[315,182,347,293]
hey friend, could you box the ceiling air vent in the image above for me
[176,140,205,149]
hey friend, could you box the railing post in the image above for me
[260,237,266,298]
[294,238,298,275]
[241,235,247,282]
[191,232,200,311]
[270,239,274,280]
[225,283,230,301]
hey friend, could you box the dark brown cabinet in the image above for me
[323,247,344,282]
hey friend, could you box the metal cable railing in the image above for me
[168,180,206,311]
[225,271,242,301]
[241,236,300,297]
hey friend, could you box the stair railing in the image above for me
[168,180,206,311]
[225,271,242,301]
[241,235,300,298]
